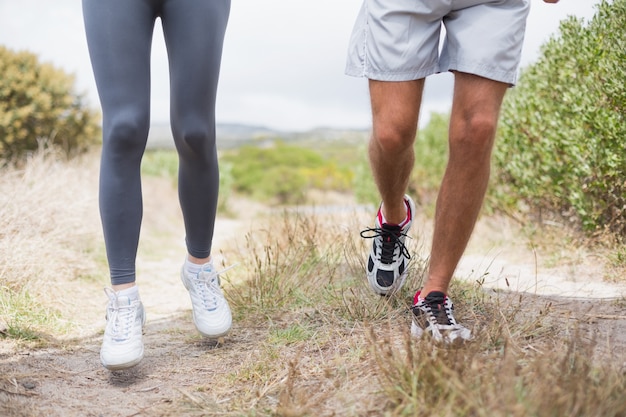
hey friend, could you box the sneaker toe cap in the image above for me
[193,308,232,338]
[376,269,396,288]
[101,344,144,370]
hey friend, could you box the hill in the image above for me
[147,122,369,149]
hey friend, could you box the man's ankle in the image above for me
[381,198,409,225]
[418,287,449,300]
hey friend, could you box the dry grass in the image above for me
[200,211,626,417]
[0,147,103,340]
[213,214,626,417]
[1,150,626,416]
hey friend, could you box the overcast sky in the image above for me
[0,0,602,131]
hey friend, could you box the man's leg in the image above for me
[369,79,424,223]
[410,72,508,343]
[361,79,423,295]
[421,72,509,297]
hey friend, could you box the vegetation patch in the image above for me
[0,46,100,161]
[221,141,353,205]
[494,0,625,240]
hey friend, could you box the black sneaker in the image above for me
[411,291,471,343]
[360,195,416,296]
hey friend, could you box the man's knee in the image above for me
[450,114,498,150]
[372,123,416,155]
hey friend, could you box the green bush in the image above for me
[141,149,179,179]
[141,149,233,211]
[222,141,352,204]
[409,112,450,207]
[0,46,100,160]
[353,112,450,208]
[352,150,380,207]
[494,0,625,238]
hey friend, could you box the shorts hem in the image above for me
[345,65,438,82]
[445,62,518,86]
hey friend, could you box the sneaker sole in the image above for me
[193,312,232,339]
[101,351,144,371]
[197,329,231,340]
[410,321,472,344]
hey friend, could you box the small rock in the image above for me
[22,381,37,390]
[0,320,8,335]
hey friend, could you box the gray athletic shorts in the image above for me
[345,0,531,85]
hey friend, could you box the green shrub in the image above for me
[494,0,625,238]
[141,149,179,179]
[218,160,234,212]
[352,150,380,207]
[141,148,233,211]
[353,112,450,208]
[409,112,450,207]
[222,140,352,204]
[0,46,100,160]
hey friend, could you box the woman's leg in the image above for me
[83,0,157,286]
[161,0,231,262]
[83,0,158,370]
[162,0,233,339]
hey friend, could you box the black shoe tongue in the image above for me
[381,224,402,246]
[425,291,446,304]
[425,291,450,325]
[382,223,402,232]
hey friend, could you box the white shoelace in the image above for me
[104,288,138,342]
[193,264,238,311]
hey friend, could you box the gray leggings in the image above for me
[82,0,231,285]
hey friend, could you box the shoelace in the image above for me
[360,225,411,264]
[104,288,137,342]
[193,264,238,311]
[421,292,455,326]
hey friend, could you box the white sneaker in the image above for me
[360,195,416,296]
[411,291,472,344]
[181,262,233,338]
[100,288,146,370]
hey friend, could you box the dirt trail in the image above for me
[0,179,263,417]
[1,181,625,416]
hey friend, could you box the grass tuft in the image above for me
[369,293,626,417]
[225,213,341,318]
